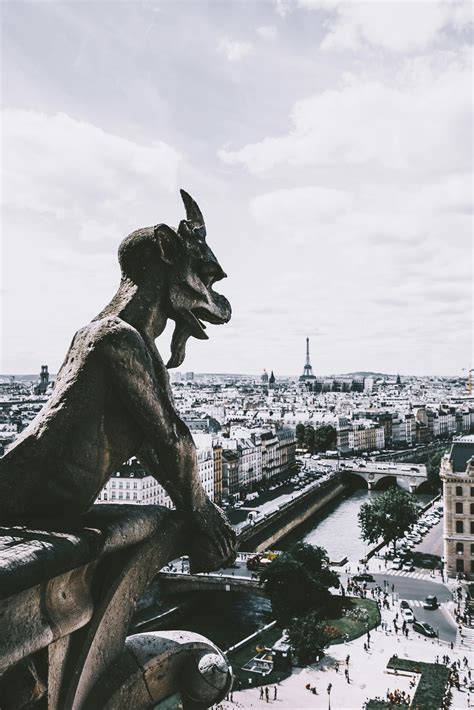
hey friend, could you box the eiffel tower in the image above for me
[299,337,316,381]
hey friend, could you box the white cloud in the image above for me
[298,0,473,53]
[2,109,182,226]
[217,37,253,62]
[257,25,278,40]
[219,52,471,176]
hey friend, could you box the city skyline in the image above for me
[2,1,472,376]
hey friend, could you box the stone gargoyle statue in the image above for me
[0,190,236,573]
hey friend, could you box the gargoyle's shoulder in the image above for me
[75,317,146,352]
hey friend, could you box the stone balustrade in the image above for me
[0,504,232,709]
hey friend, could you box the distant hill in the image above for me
[336,372,393,378]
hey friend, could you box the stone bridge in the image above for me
[340,462,429,492]
[158,568,266,599]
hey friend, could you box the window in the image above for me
[104,493,108,500]
[471,560,474,574]
[119,492,123,500]
[455,486,463,496]
[471,486,474,496]
[134,482,138,489]
[456,502,463,514]
[456,558,464,572]
[126,482,130,489]
[456,521,464,533]
[119,482,123,489]
[133,492,137,500]
[471,503,474,514]
[126,492,130,499]
[471,521,474,534]
[456,542,464,554]
[471,543,474,555]
[112,493,116,500]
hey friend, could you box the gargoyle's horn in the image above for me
[180,189,206,238]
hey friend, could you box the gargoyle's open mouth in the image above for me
[167,296,231,370]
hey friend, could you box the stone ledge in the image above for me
[0,505,182,600]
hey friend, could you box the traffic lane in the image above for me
[413,519,443,557]
[339,572,449,601]
[408,606,457,643]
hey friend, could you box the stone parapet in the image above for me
[0,504,232,709]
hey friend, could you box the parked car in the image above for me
[391,558,403,570]
[353,573,375,583]
[423,595,438,610]
[413,621,437,637]
[401,608,415,623]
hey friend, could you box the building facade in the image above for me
[440,435,474,580]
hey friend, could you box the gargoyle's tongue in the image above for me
[167,322,191,369]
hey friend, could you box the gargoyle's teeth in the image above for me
[198,319,207,329]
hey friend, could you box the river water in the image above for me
[163,486,435,649]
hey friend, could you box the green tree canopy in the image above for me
[358,488,418,552]
[295,423,306,447]
[314,425,337,453]
[259,542,339,625]
[426,450,446,490]
[304,425,316,454]
[287,611,335,665]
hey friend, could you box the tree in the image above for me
[259,542,340,625]
[314,425,337,453]
[287,612,337,665]
[304,425,316,454]
[358,488,418,553]
[295,423,306,448]
[426,450,446,490]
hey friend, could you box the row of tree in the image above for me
[295,423,337,454]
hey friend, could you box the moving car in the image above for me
[423,595,438,610]
[402,562,414,571]
[413,621,437,637]
[401,607,415,623]
[353,573,375,583]
[391,558,403,570]
[400,600,410,610]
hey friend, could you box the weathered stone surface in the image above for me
[0,190,236,573]
[84,631,232,709]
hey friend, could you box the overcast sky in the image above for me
[1,0,472,376]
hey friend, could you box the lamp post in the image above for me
[327,682,332,709]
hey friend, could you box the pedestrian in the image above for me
[363,642,368,652]
[335,662,339,673]
[273,686,277,700]
[260,687,264,700]
[265,686,269,703]
[345,668,350,683]
[346,654,350,666]
[451,641,454,650]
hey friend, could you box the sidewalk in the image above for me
[219,603,473,709]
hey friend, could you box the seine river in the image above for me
[165,486,435,650]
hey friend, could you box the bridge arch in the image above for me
[371,475,397,490]
[411,479,432,493]
[340,471,368,488]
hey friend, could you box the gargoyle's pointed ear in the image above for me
[154,224,181,266]
[179,189,207,239]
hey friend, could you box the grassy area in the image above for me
[227,625,291,690]
[229,597,379,689]
[365,656,450,710]
[325,597,380,644]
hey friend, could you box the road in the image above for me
[337,571,456,642]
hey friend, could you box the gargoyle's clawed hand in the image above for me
[189,499,237,574]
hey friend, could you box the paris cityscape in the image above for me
[1,1,473,709]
